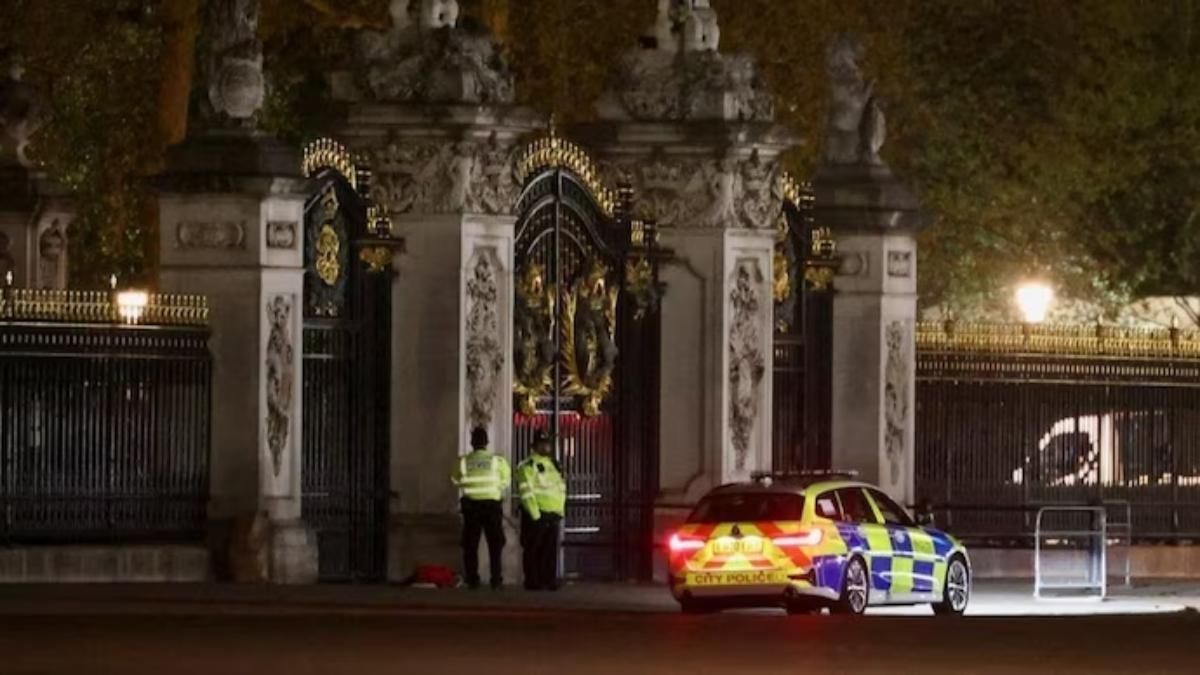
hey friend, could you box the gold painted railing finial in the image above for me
[303,138,358,190]
[517,128,615,217]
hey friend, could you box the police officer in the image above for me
[450,426,511,590]
[516,430,566,591]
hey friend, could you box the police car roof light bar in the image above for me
[750,469,860,483]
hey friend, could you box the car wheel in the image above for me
[833,556,869,615]
[933,556,970,616]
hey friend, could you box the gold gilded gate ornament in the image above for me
[513,264,556,416]
[315,224,341,286]
[562,260,619,417]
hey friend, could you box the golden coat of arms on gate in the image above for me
[562,259,619,417]
[513,264,556,416]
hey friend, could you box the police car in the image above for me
[667,472,970,615]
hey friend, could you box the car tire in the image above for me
[933,556,970,616]
[833,556,870,615]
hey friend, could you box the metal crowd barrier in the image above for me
[1034,505,1106,600]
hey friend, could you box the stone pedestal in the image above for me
[0,168,73,289]
[578,121,794,502]
[814,164,926,504]
[156,132,317,583]
[339,104,540,583]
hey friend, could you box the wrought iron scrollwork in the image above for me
[775,173,837,333]
[305,185,348,317]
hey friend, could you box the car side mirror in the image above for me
[916,499,936,526]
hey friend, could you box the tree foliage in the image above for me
[2,0,167,288]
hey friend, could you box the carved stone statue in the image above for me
[597,0,772,121]
[823,34,885,166]
[682,0,720,52]
[351,0,513,104]
[0,56,43,167]
[38,221,66,290]
[204,0,265,123]
[419,0,460,30]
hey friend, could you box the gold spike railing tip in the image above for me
[0,286,209,327]
[916,320,1200,359]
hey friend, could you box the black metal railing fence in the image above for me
[0,287,211,543]
[916,321,1200,545]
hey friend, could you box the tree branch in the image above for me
[1173,296,1200,328]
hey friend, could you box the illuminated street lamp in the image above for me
[116,289,149,324]
[1015,282,1054,324]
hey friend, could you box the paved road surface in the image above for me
[2,602,1198,674]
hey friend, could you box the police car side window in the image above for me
[814,492,841,520]
[867,489,915,527]
[836,488,879,524]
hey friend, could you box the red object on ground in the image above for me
[413,565,458,588]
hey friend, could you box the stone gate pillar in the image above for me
[580,0,797,504]
[330,2,540,583]
[0,63,74,290]
[156,0,316,582]
[812,36,928,504]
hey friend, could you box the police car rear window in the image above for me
[687,494,805,523]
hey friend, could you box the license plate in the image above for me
[712,536,763,555]
[686,570,790,586]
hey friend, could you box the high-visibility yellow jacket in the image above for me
[516,454,566,520]
[451,449,511,502]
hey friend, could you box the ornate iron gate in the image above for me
[300,140,399,581]
[772,178,837,472]
[511,132,665,581]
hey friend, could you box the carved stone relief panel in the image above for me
[266,221,297,249]
[883,320,910,487]
[602,153,781,230]
[464,248,505,429]
[366,138,520,216]
[728,260,766,471]
[177,221,247,249]
[265,294,295,478]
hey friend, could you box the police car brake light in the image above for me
[669,533,706,553]
[772,529,822,547]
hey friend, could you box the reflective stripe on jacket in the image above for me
[516,454,566,520]
[451,450,511,502]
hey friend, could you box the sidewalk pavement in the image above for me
[1,579,1199,617]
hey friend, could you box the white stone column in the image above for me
[340,105,539,582]
[578,124,794,508]
[385,212,517,580]
[827,230,918,503]
[814,164,926,505]
[657,226,775,499]
[157,140,317,583]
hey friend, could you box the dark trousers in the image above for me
[461,498,505,587]
[521,511,562,590]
